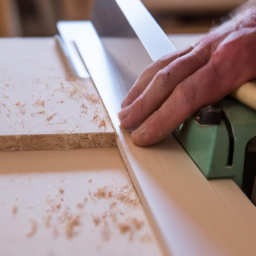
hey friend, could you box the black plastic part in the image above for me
[242,138,256,204]
[223,113,234,167]
[198,105,223,125]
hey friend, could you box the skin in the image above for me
[118,6,256,146]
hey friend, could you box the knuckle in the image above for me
[190,49,207,67]
[157,54,173,67]
[155,70,170,89]
[153,110,168,137]
[178,76,198,107]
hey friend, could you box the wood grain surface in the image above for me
[0,39,116,151]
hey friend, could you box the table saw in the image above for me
[1,0,256,256]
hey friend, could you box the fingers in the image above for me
[131,60,223,146]
[121,46,193,109]
[131,28,256,146]
[118,44,212,131]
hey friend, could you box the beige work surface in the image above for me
[0,148,162,256]
[0,38,116,151]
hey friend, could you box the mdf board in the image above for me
[0,147,162,256]
[0,38,116,151]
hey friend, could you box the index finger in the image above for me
[121,46,193,109]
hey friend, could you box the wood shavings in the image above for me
[89,192,97,203]
[93,185,140,206]
[132,218,144,230]
[91,115,107,131]
[98,119,107,130]
[102,220,110,241]
[15,101,27,115]
[47,113,57,122]
[1,93,9,99]
[92,215,101,227]
[59,188,64,194]
[31,111,45,117]
[27,220,37,238]
[65,215,81,239]
[94,186,108,199]
[84,93,100,104]
[5,84,9,87]
[110,202,117,208]
[33,99,45,108]
[77,203,83,209]
[12,205,18,214]
[118,222,130,234]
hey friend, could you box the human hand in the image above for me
[118,6,256,146]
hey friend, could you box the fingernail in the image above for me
[119,121,133,133]
[132,124,147,143]
[118,108,130,122]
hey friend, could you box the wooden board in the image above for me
[0,38,116,151]
[73,29,256,256]
[0,147,162,256]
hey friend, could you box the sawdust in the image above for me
[27,220,37,238]
[2,93,9,99]
[65,215,81,239]
[12,205,18,214]
[102,220,110,241]
[92,215,101,227]
[59,188,64,194]
[77,203,83,209]
[91,115,107,131]
[47,113,57,122]
[110,202,117,209]
[93,185,139,206]
[45,194,83,239]
[84,93,100,104]
[81,104,88,114]
[94,186,108,199]
[15,101,27,115]
[118,223,130,234]
[31,111,45,117]
[33,99,45,108]
[99,119,107,130]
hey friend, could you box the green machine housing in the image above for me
[175,97,256,202]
